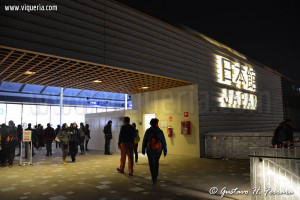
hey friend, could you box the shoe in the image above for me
[46,154,49,156]
[16,153,20,157]
[50,153,52,155]
[152,180,158,186]
[129,173,133,176]
[117,168,124,173]
[72,158,76,162]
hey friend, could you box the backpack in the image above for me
[134,130,140,144]
[147,132,161,150]
[6,128,18,146]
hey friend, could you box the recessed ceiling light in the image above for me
[93,80,102,83]
[24,71,35,75]
[141,87,149,89]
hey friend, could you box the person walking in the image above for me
[85,124,91,151]
[58,123,70,165]
[117,117,136,176]
[43,123,56,156]
[78,123,85,155]
[103,120,112,155]
[142,118,167,186]
[69,123,80,162]
[55,125,61,148]
[5,121,19,167]
[132,123,140,163]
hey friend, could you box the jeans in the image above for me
[61,144,69,161]
[69,142,78,161]
[147,150,162,182]
[119,143,134,174]
[105,138,111,154]
[134,143,138,162]
[80,136,85,153]
[46,140,53,155]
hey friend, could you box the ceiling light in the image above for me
[141,87,149,89]
[24,71,35,75]
[93,80,102,83]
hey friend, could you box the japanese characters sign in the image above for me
[217,56,257,110]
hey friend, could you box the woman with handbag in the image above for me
[58,123,70,165]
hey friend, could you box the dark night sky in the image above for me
[116,0,300,85]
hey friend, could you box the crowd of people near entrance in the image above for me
[0,117,168,185]
[0,121,91,167]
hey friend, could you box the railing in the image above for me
[205,132,300,159]
[249,147,300,200]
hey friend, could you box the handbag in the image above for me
[55,136,60,142]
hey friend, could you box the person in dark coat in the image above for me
[5,121,19,167]
[43,123,56,156]
[25,123,35,157]
[142,118,167,186]
[55,125,61,148]
[117,117,136,176]
[78,123,85,155]
[69,123,80,162]
[278,119,294,148]
[58,123,70,165]
[84,124,91,151]
[0,123,7,166]
[103,120,112,155]
[16,124,23,157]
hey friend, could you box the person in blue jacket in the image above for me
[142,118,167,186]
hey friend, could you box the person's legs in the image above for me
[134,143,138,162]
[46,141,50,156]
[85,140,89,151]
[147,151,155,181]
[49,141,53,155]
[119,143,126,172]
[108,139,111,154]
[127,143,134,174]
[154,151,162,181]
[104,139,108,154]
[7,145,16,166]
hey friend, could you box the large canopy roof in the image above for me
[0,46,192,94]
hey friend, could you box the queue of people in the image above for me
[0,121,91,167]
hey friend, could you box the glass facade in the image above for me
[0,103,124,128]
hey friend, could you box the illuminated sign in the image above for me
[217,56,257,110]
[220,89,257,110]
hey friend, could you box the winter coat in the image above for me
[103,124,112,140]
[58,130,70,145]
[142,126,167,156]
[118,124,136,146]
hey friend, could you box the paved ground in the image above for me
[0,146,252,200]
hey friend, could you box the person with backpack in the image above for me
[142,118,167,186]
[132,123,140,163]
[5,121,19,167]
[103,120,112,155]
[58,123,71,165]
[117,117,136,176]
[43,123,56,156]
